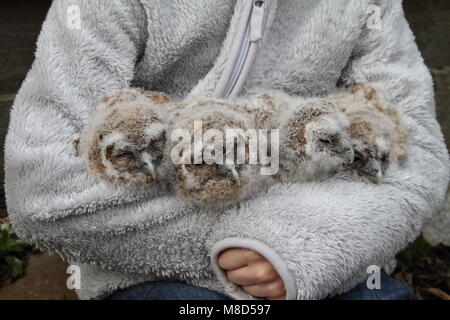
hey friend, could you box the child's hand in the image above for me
[218,248,286,300]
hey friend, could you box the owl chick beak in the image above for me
[226,165,241,187]
[141,152,156,181]
[340,139,355,163]
[362,159,383,184]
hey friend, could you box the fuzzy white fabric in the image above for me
[4,0,450,300]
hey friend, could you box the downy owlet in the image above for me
[249,90,355,183]
[169,92,354,207]
[168,96,274,209]
[76,88,173,188]
[330,84,407,183]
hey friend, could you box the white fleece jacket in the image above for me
[4,0,450,300]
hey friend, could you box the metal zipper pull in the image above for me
[250,0,265,42]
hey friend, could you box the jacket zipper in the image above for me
[214,0,266,99]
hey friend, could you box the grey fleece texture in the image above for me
[4,0,450,300]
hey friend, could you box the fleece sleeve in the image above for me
[4,0,217,280]
[208,1,450,300]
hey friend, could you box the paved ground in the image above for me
[0,253,78,300]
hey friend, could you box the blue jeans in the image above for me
[108,271,413,300]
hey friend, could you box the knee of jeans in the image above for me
[377,272,414,300]
[164,282,231,300]
[334,272,414,300]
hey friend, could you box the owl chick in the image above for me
[76,88,173,188]
[168,97,274,208]
[251,91,355,183]
[331,84,407,183]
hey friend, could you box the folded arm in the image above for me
[5,0,214,279]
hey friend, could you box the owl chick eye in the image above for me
[319,138,331,144]
[354,151,364,162]
[150,133,166,147]
[194,162,209,168]
[114,151,133,160]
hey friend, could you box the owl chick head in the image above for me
[171,102,261,208]
[79,89,171,188]
[286,100,354,165]
[304,112,354,163]
[338,83,407,184]
[345,111,403,184]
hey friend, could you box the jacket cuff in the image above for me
[210,237,297,300]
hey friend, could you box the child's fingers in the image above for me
[218,248,265,270]
[243,279,286,298]
[225,260,279,286]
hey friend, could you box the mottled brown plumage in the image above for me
[331,84,407,183]
[168,92,356,206]
[76,89,172,188]
[169,96,274,208]
[254,91,355,183]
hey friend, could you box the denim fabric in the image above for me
[108,281,233,300]
[108,272,413,300]
[333,271,414,300]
